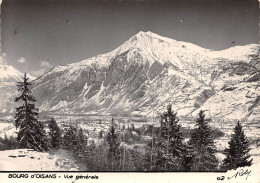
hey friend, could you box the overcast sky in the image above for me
[1,0,259,77]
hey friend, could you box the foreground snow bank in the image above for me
[0,149,79,171]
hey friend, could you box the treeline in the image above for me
[41,106,252,171]
[1,73,253,171]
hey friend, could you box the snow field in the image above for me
[0,149,79,171]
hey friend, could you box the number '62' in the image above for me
[217,176,225,181]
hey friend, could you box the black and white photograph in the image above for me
[0,0,259,179]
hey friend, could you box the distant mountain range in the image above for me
[1,31,259,121]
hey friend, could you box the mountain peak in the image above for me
[0,56,7,66]
[126,31,187,51]
[135,31,157,37]
[130,31,169,42]
[0,57,36,81]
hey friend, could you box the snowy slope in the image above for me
[0,57,35,84]
[0,57,35,112]
[1,32,259,121]
[0,149,78,171]
[193,81,260,121]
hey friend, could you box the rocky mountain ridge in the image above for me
[1,31,259,121]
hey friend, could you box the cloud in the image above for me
[30,61,53,77]
[18,57,26,63]
[40,61,52,68]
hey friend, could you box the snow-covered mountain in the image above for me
[1,31,259,121]
[0,57,35,113]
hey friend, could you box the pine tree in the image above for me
[48,117,62,149]
[99,130,104,139]
[82,139,109,171]
[106,118,121,170]
[120,147,136,171]
[159,104,185,171]
[34,121,49,151]
[144,135,164,171]
[221,121,252,171]
[188,110,218,171]
[0,134,17,150]
[63,125,78,151]
[76,128,87,159]
[14,73,45,151]
[181,143,195,171]
[123,148,145,171]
